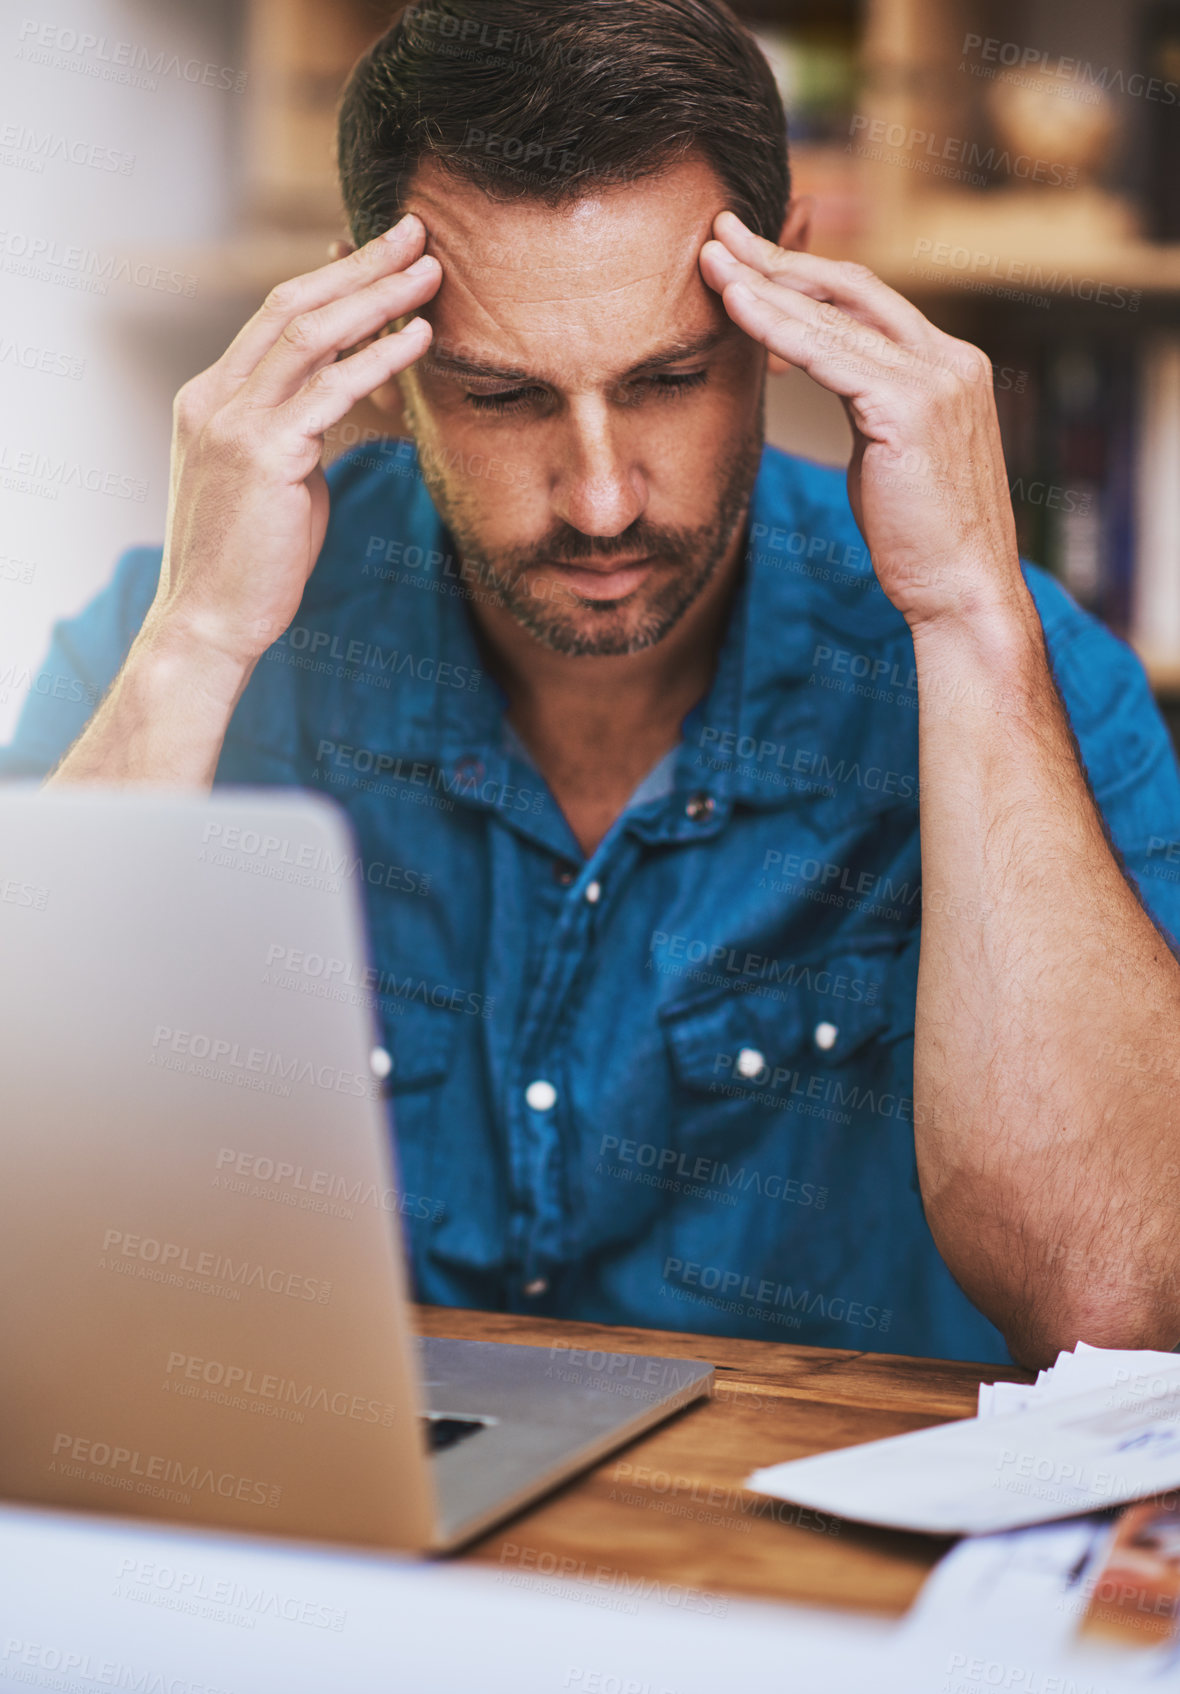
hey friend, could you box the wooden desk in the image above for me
[417,1305,1033,1618]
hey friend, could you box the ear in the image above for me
[777,195,814,254]
[765,195,815,373]
[323,238,403,418]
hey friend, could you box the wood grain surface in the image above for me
[415,1305,1033,1618]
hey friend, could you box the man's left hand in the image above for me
[700,211,1025,633]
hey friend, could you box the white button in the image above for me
[370,1047,393,1080]
[585,880,602,904]
[523,1278,549,1297]
[736,1047,766,1080]
[814,1022,839,1052]
[525,1079,558,1112]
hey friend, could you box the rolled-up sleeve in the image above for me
[0,546,162,780]
[1028,564,1180,947]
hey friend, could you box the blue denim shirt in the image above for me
[7,439,1180,1364]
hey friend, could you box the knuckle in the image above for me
[262,280,300,318]
[840,261,877,288]
[172,378,207,431]
[280,314,319,355]
[305,363,341,397]
[199,408,251,460]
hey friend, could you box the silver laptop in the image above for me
[0,788,712,1553]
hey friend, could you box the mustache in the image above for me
[509,521,705,571]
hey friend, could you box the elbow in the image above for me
[1002,1290,1180,1373]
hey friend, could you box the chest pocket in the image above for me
[658,944,914,1154]
[378,999,459,1090]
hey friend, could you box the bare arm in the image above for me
[49,214,440,788]
[701,213,1180,1367]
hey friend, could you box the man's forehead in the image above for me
[401,156,732,379]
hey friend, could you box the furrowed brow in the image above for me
[422,327,728,388]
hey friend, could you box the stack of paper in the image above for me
[746,1343,1180,1535]
[747,1344,1180,1680]
[911,1345,1180,1679]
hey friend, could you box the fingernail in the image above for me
[406,255,437,276]
[384,213,417,241]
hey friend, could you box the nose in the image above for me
[549,397,647,538]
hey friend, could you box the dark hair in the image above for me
[337,0,789,248]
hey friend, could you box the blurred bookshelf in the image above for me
[123,0,1180,713]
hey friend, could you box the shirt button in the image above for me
[369,1046,393,1081]
[525,1079,558,1112]
[552,862,576,887]
[685,792,715,823]
[585,880,602,904]
[736,1046,766,1080]
[814,1022,839,1052]
[522,1278,549,1297]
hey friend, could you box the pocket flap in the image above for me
[659,949,897,1092]
[378,999,459,1089]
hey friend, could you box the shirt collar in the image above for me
[305,441,907,827]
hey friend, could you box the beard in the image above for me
[405,409,765,658]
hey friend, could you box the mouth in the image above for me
[541,557,656,602]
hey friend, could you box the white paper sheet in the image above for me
[901,1345,1180,1683]
[747,1348,1180,1535]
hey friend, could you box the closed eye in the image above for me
[464,369,710,415]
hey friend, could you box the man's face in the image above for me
[394,156,767,657]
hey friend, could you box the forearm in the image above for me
[47,610,254,790]
[911,590,1180,1367]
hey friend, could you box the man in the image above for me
[4,0,1180,1368]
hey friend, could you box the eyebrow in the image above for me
[421,327,728,388]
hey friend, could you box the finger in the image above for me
[278,317,433,442]
[717,273,906,402]
[216,214,428,387]
[709,212,934,351]
[242,255,441,407]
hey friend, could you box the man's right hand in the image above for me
[48,214,439,789]
[148,212,439,667]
